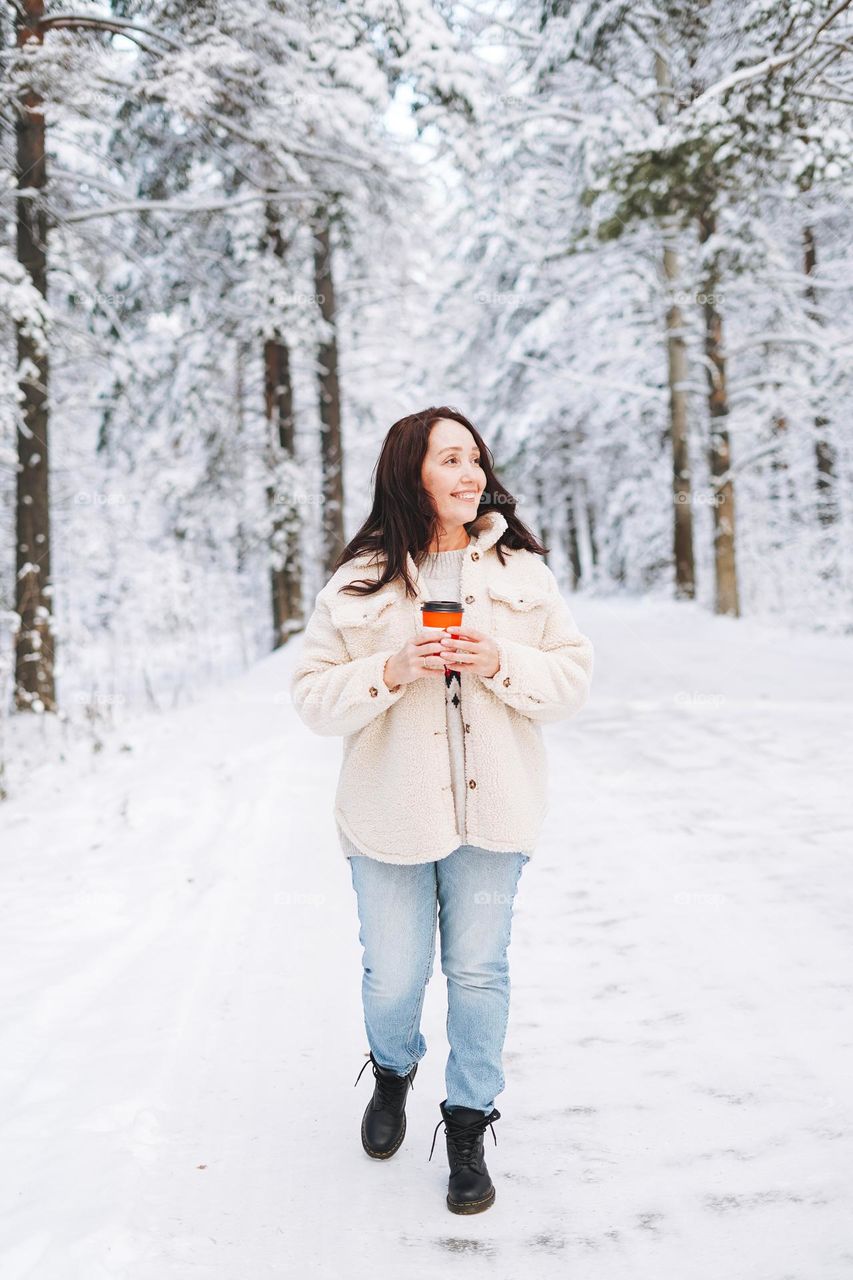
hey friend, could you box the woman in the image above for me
[290,406,594,1214]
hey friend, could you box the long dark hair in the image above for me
[333,406,548,598]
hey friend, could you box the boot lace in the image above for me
[353,1055,415,1109]
[428,1107,500,1164]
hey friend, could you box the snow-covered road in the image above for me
[1,596,851,1279]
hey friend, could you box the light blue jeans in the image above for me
[347,843,530,1114]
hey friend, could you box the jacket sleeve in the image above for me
[290,593,406,737]
[477,572,593,724]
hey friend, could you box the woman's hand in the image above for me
[383,630,450,689]
[439,626,501,679]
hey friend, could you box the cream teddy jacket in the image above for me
[290,510,594,865]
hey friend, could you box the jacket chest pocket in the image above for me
[329,590,404,659]
[486,583,549,646]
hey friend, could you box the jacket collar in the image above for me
[405,508,508,601]
[465,508,508,552]
[343,510,509,595]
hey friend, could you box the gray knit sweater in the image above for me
[417,548,469,839]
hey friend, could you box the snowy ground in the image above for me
[1,594,852,1280]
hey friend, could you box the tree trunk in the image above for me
[586,487,598,569]
[767,414,796,551]
[559,427,585,587]
[663,226,696,600]
[565,485,582,588]
[568,476,596,585]
[262,202,302,649]
[802,224,837,530]
[235,339,249,576]
[14,0,56,712]
[534,471,550,569]
[656,48,696,601]
[311,206,345,578]
[698,204,740,617]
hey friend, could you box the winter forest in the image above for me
[1,0,851,745]
[2,1,853,1275]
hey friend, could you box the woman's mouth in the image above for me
[451,491,479,503]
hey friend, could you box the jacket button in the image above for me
[465,594,474,604]
[369,686,378,697]
[502,676,511,687]
[470,550,479,560]
[468,779,476,789]
[464,723,470,732]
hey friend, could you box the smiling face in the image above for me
[421,418,486,549]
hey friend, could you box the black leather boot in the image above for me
[429,1099,501,1213]
[353,1051,418,1159]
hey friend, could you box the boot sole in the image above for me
[361,1110,406,1159]
[447,1186,496,1214]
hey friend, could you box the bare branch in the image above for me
[49,188,323,224]
[791,86,853,105]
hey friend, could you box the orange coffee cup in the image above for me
[421,600,464,676]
